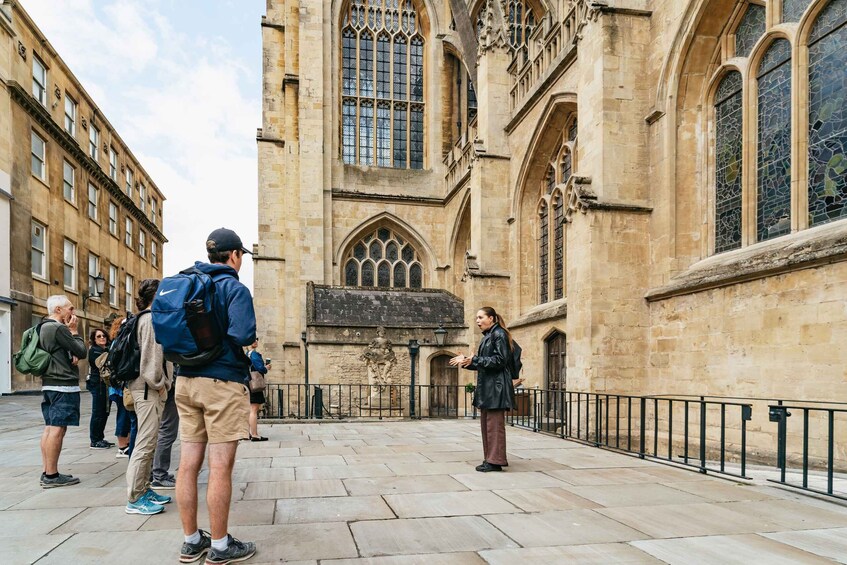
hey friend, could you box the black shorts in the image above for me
[41,390,81,427]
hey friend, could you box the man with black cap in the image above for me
[175,228,258,564]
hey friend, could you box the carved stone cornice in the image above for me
[562,174,652,222]
[9,81,167,243]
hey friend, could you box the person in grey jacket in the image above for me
[39,295,87,488]
[125,279,174,516]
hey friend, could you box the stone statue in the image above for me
[361,326,396,403]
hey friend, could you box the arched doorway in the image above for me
[430,354,458,418]
[545,332,566,414]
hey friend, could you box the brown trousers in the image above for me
[479,409,507,465]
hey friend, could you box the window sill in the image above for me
[64,197,78,209]
[64,287,79,296]
[32,274,49,284]
[646,220,847,302]
[511,299,568,329]
[32,174,49,189]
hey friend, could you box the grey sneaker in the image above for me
[40,473,80,488]
[205,534,256,564]
[151,475,176,489]
[180,529,211,563]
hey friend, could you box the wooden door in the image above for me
[430,354,458,418]
[545,333,566,415]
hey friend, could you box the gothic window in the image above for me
[735,4,766,57]
[536,117,576,304]
[708,0,847,254]
[714,71,744,252]
[343,227,424,288]
[474,1,541,51]
[538,201,549,303]
[783,0,813,21]
[553,193,564,300]
[342,0,425,169]
[808,0,847,226]
[757,39,793,241]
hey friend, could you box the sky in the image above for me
[23,0,265,290]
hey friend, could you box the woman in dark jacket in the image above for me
[247,339,270,441]
[450,306,517,472]
[87,328,113,449]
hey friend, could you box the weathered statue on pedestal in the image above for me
[361,326,396,406]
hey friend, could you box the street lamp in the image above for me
[301,331,310,418]
[81,274,106,311]
[433,324,448,347]
[408,339,420,418]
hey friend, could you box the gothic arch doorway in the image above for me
[430,354,458,418]
[545,332,566,413]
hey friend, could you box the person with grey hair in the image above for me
[39,295,87,488]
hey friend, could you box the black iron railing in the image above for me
[259,383,847,498]
[768,401,847,501]
[507,389,753,479]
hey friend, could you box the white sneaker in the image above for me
[116,447,129,458]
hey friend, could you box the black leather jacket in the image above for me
[468,324,515,410]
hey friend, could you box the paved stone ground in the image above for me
[2,395,847,564]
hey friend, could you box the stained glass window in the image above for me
[507,0,537,50]
[539,201,549,303]
[782,0,812,22]
[343,227,424,288]
[553,194,564,300]
[545,165,556,194]
[714,71,744,252]
[735,4,766,57]
[560,149,572,184]
[345,259,359,285]
[378,262,391,286]
[568,118,578,142]
[362,261,375,286]
[341,0,425,168]
[757,39,793,241]
[467,77,477,123]
[410,263,422,288]
[808,0,847,226]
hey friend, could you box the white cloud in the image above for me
[21,0,260,289]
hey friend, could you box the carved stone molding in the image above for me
[563,174,596,222]
[17,41,26,60]
[54,86,61,100]
[462,251,480,281]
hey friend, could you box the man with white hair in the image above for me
[38,295,87,488]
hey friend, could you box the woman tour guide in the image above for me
[450,306,521,472]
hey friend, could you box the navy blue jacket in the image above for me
[176,262,257,384]
[249,350,267,374]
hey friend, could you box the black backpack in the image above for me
[106,311,149,388]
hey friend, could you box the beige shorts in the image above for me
[175,376,249,444]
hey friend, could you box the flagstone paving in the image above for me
[2,395,847,564]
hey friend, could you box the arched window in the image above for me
[553,192,564,300]
[343,227,424,288]
[536,115,576,304]
[538,201,549,303]
[708,0,847,254]
[474,0,541,51]
[714,71,743,252]
[808,0,847,226]
[756,39,793,241]
[342,0,425,169]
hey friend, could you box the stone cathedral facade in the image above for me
[255,0,847,407]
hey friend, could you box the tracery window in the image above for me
[710,0,847,254]
[474,0,541,51]
[342,0,425,169]
[808,0,847,226]
[343,227,424,288]
[537,117,576,304]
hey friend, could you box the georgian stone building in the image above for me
[256,0,847,409]
[3,2,166,391]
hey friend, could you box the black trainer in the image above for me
[90,440,112,449]
[179,529,211,563]
[475,462,503,473]
[40,472,80,488]
[205,534,256,564]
